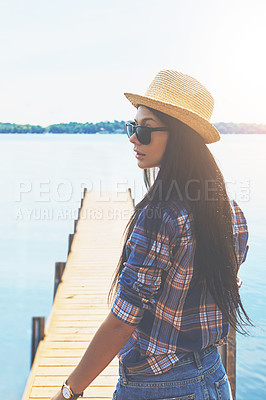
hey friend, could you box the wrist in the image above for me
[61,379,84,399]
[66,376,85,396]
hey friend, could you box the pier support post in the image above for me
[68,233,74,254]
[31,317,45,367]
[81,187,87,207]
[77,187,87,223]
[53,262,66,299]
[218,343,227,370]
[227,325,236,400]
[218,326,236,400]
[74,219,78,233]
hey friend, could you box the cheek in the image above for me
[162,136,168,151]
[146,141,167,165]
[144,133,169,163]
[156,136,168,156]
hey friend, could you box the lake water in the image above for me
[0,134,265,400]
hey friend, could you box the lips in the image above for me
[134,150,146,156]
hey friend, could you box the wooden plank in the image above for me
[44,334,98,341]
[48,320,107,327]
[36,365,118,376]
[34,375,118,386]
[41,342,91,349]
[47,326,101,332]
[51,311,109,316]
[30,386,116,398]
[38,348,90,357]
[54,299,110,306]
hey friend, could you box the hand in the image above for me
[50,389,64,400]
[237,276,243,288]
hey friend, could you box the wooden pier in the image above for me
[22,188,134,400]
[22,188,235,400]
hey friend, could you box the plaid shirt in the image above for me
[111,198,249,375]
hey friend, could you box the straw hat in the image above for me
[124,69,220,144]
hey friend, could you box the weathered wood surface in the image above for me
[22,189,134,400]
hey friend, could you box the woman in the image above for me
[51,70,254,400]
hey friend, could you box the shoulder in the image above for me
[162,199,195,246]
[161,198,192,224]
[136,199,193,245]
[228,198,249,267]
[137,198,189,223]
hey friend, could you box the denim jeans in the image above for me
[112,345,233,400]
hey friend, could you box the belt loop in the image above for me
[193,350,203,371]
[119,361,128,384]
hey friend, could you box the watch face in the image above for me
[62,386,71,399]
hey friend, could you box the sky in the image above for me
[0,0,266,126]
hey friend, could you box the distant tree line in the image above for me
[213,122,266,135]
[0,120,126,134]
[0,123,46,133]
[0,120,266,134]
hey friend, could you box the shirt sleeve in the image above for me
[111,205,178,326]
[231,199,249,270]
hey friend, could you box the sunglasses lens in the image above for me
[126,123,134,138]
[136,126,151,145]
[126,123,151,144]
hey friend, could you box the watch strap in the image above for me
[62,379,84,399]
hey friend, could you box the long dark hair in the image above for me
[108,106,255,335]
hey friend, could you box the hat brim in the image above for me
[124,92,220,144]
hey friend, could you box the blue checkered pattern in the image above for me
[111,198,249,375]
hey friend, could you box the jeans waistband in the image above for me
[174,344,216,368]
[119,344,217,379]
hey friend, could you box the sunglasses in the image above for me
[125,122,168,145]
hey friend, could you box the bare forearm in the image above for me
[66,311,136,394]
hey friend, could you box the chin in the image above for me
[138,163,159,170]
[137,163,147,170]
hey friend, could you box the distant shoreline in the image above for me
[0,121,266,134]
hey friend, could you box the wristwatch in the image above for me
[61,379,84,399]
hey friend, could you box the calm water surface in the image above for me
[0,134,265,400]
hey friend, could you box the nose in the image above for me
[129,132,141,145]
